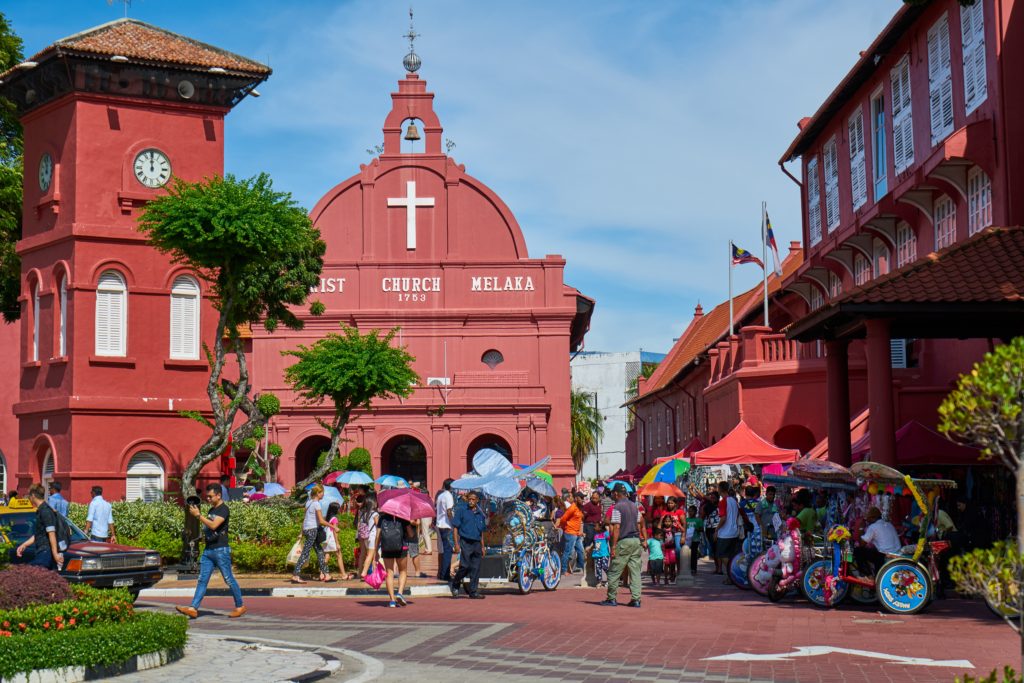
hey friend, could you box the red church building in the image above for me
[0,19,590,502]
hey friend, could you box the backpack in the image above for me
[42,503,72,552]
[379,515,405,553]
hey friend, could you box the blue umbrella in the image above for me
[262,482,287,497]
[318,486,345,513]
[375,474,409,489]
[607,480,634,493]
[335,471,373,486]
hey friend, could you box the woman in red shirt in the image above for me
[662,496,686,573]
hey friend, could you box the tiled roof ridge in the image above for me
[25,17,269,75]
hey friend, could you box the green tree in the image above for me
[571,389,604,473]
[344,447,373,477]
[0,11,24,323]
[283,326,419,489]
[137,173,326,495]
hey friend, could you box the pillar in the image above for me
[864,318,897,466]
[825,339,852,466]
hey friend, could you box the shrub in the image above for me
[956,667,1021,683]
[123,530,182,565]
[0,525,12,570]
[949,541,1022,625]
[0,585,134,636]
[0,611,187,678]
[0,566,74,610]
[346,447,373,476]
[224,501,296,542]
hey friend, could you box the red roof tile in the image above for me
[28,19,269,76]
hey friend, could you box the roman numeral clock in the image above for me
[133,148,171,189]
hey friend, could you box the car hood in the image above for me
[68,541,153,557]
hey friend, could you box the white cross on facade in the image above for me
[387,180,435,250]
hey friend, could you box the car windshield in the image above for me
[2,512,89,544]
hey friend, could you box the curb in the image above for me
[2,646,183,683]
[189,633,341,683]
[141,577,509,599]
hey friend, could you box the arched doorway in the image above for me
[382,436,427,486]
[773,425,817,455]
[295,435,331,483]
[465,434,512,470]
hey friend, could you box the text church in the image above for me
[0,18,592,501]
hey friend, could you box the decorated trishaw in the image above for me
[800,460,956,614]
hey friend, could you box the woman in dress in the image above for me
[292,484,331,584]
[358,493,380,578]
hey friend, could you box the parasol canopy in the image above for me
[261,482,287,497]
[606,480,634,493]
[638,481,686,498]
[525,476,557,498]
[378,488,435,521]
[789,459,855,483]
[329,470,373,486]
[375,475,409,489]
[638,458,691,486]
[317,486,345,513]
[692,420,799,465]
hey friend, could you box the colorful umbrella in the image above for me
[331,470,373,486]
[375,475,409,489]
[638,481,686,498]
[606,479,634,493]
[638,458,691,486]
[513,464,553,485]
[378,488,435,521]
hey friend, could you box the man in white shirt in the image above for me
[715,481,740,584]
[856,506,901,575]
[435,479,456,582]
[85,486,116,543]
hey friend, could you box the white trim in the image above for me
[934,195,957,249]
[967,166,992,236]
[58,276,67,357]
[895,221,917,268]
[32,283,40,362]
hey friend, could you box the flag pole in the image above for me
[728,240,734,336]
[762,201,769,327]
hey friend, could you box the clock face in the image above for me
[133,148,171,188]
[38,153,53,192]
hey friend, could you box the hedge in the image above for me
[0,612,187,678]
[0,585,134,637]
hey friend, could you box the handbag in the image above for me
[363,561,387,589]
[315,525,327,545]
[286,538,302,565]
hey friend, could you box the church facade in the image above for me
[0,19,591,501]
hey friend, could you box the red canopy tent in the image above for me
[653,437,705,465]
[692,421,799,466]
[852,420,984,466]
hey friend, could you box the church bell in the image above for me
[404,121,421,141]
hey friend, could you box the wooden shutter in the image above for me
[59,277,67,357]
[823,139,840,230]
[961,1,987,114]
[848,112,867,210]
[170,276,199,359]
[891,56,914,173]
[32,285,40,362]
[95,271,126,356]
[807,157,822,245]
[127,453,164,503]
[928,16,954,144]
[890,339,908,369]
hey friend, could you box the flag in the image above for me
[731,242,764,268]
[765,212,783,276]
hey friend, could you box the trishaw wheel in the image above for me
[849,583,877,604]
[801,559,846,609]
[729,553,750,590]
[516,556,534,594]
[766,577,786,602]
[748,553,770,597]
[875,559,932,615]
[541,551,561,590]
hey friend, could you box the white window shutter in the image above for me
[891,56,914,173]
[127,452,164,503]
[170,276,200,359]
[890,339,908,369]
[59,278,67,357]
[961,2,987,114]
[95,271,126,356]
[823,139,840,230]
[848,113,867,210]
[928,16,954,145]
[32,285,40,362]
[807,157,822,246]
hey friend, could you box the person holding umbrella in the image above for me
[376,487,436,606]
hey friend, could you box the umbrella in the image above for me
[638,481,686,498]
[638,458,691,486]
[375,475,409,489]
[331,470,373,486]
[606,480,634,493]
[318,486,345,513]
[513,464,554,485]
[525,476,556,497]
[378,488,435,521]
[262,482,287,497]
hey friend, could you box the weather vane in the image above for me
[108,0,132,18]
[402,7,422,73]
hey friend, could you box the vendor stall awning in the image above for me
[692,421,799,466]
[852,420,984,466]
[653,437,705,465]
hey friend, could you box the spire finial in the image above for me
[402,7,422,73]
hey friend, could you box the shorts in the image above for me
[648,559,664,575]
[381,548,408,560]
[716,536,740,559]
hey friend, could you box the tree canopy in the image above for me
[283,325,419,488]
[0,11,24,323]
[571,389,604,473]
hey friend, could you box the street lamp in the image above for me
[593,391,600,480]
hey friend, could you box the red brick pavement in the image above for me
[152,580,1016,682]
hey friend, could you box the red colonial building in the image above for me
[0,19,590,502]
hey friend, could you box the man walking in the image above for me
[716,481,741,584]
[450,491,487,599]
[176,483,246,619]
[435,478,456,581]
[15,484,65,570]
[600,484,645,608]
[85,486,116,543]
[47,482,69,517]
[582,491,603,549]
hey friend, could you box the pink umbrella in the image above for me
[323,471,344,485]
[378,488,435,522]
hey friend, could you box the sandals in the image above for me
[290,577,307,584]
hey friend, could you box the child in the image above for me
[591,521,611,587]
[323,502,354,580]
[686,505,704,576]
[660,516,677,584]
[647,528,665,585]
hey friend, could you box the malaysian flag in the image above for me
[731,242,764,268]
[765,212,783,276]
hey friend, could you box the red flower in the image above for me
[54,615,63,622]
[2,621,8,628]
[69,618,76,626]
[0,631,11,637]
[57,622,65,630]
[72,608,79,615]
[43,622,50,629]
[18,623,26,631]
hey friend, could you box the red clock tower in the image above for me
[0,20,269,500]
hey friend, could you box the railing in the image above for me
[708,327,825,386]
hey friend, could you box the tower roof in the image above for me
[7,18,269,80]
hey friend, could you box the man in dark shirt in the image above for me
[600,483,646,607]
[177,483,246,619]
[15,484,64,570]
[450,491,488,599]
[582,491,603,549]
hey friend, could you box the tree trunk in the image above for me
[295,413,349,491]
[1017,462,1024,677]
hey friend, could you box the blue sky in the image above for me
[6,0,897,353]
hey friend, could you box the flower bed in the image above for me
[1,584,134,636]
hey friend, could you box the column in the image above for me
[864,318,897,466]
[825,339,852,466]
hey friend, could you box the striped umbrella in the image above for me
[638,458,691,486]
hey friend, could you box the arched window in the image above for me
[58,275,67,357]
[895,221,917,268]
[854,253,871,286]
[828,271,843,299]
[934,194,957,249]
[810,286,825,311]
[0,450,7,496]
[872,238,890,278]
[41,449,54,489]
[967,167,992,236]
[170,275,200,359]
[32,281,40,362]
[126,452,164,503]
[95,270,127,356]
[481,349,504,370]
